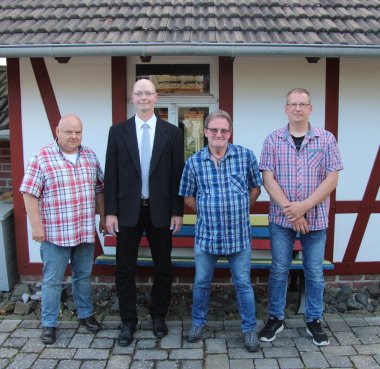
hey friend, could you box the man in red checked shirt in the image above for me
[20,114,105,345]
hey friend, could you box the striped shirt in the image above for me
[179,144,262,255]
[259,124,343,230]
[20,142,104,247]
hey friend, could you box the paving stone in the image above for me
[263,346,299,358]
[293,337,319,352]
[0,333,8,345]
[320,345,356,356]
[6,353,38,369]
[325,355,353,368]
[56,360,81,369]
[352,326,380,335]
[334,331,361,345]
[272,337,295,347]
[300,351,329,368]
[156,360,179,369]
[277,328,301,339]
[205,354,229,369]
[136,339,156,349]
[358,334,380,344]
[228,348,263,359]
[342,316,368,327]
[229,358,255,369]
[69,333,94,348]
[134,330,155,339]
[207,321,224,331]
[226,336,245,349]
[10,328,41,338]
[205,338,227,353]
[96,329,119,339]
[169,348,203,360]
[284,318,306,328]
[326,318,351,332]
[31,359,58,369]
[57,329,76,339]
[39,348,76,359]
[350,355,380,369]
[134,349,168,360]
[74,348,110,360]
[81,360,107,369]
[21,338,46,353]
[277,357,304,369]
[160,334,182,348]
[0,348,18,358]
[91,337,115,349]
[58,321,80,329]
[0,320,21,332]
[354,343,380,355]
[181,361,204,369]
[19,320,40,329]
[106,355,132,369]
[182,339,203,349]
[0,359,9,369]
[130,361,154,369]
[223,321,240,330]
[363,316,380,326]
[2,337,28,348]
[253,358,279,369]
[101,321,122,330]
[375,354,380,365]
[111,342,136,355]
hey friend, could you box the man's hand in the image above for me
[170,216,183,235]
[106,215,119,236]
[283,201,309,222]
[290,216,309,235]
[99,215,106,234]
[32,225,45,242]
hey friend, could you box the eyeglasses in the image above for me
[206,127,231,135]
[132,91,156,98]
[287,103,311,109]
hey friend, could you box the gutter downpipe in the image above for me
[0,43,380,58]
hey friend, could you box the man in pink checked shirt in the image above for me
[20,114,105,345]
[259,88,343,347]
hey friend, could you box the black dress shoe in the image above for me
[118,324,136,347]
[152,318,168,338]
[80,315,101,333]
[41,327,56,345]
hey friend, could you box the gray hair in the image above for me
[204,109,233,130]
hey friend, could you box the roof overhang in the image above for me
[1,43,380,58]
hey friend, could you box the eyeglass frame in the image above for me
[132,91,157,98]
[205,127,231,135]
[286,103,311,109]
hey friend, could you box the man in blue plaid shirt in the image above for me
[179,110,262,352]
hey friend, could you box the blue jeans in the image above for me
[192,244,257,332]
[40,241,95,327]
[268,223,327,322]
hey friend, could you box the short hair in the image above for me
[286,88,311,103]
[204,109,233,130]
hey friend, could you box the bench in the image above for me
[95,215,334,314]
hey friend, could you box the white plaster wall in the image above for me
[233,56,326,201]
[20,57,112,262]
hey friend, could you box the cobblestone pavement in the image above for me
[1,314,380,369]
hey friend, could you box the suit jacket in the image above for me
[104,116,184,227]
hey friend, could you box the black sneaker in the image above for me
[306,319,330,346]
[259,317,284,342]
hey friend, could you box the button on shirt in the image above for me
[179,144,262,255]
[259,124,343,230]
[19,142,104,247]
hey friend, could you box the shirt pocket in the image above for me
[308,148,324,169]
[229,174,246,194]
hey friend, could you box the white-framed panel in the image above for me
[337,58,380,201]
[20,57,112,262]
[233,56,326,201]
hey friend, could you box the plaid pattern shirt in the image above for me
[179,144,262,255]
[259,124,343,230]
[20,142,104,247]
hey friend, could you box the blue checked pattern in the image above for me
[179,144,262,255]
[141,123,151,198]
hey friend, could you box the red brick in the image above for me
[338,274,364,281]
[363,274,380,280]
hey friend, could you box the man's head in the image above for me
[204,110,232,152]
[56,114,83,154]
[131,79,158,118]
[285,88,313,125]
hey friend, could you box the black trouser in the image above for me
[115,204,173,327]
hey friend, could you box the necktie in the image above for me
[141,123,151,198]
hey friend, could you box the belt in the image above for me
[141,198,150,207]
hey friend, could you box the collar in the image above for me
[201,144,237,161]
[135,114,157,130]
[280,123,320,140]
[54,139,81,155]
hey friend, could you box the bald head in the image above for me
[132,79,158,120]
[56,114,83,154]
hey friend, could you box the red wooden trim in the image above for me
[343,147,380,262]
[7,58,32,276]
[324,57,340,261]
[218,56,234,143]
[111,56,127,125]
[331,261,380,275]
[336,201,380,213]
[30,58,61,136]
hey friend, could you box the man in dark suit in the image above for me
[104,79,184,346]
